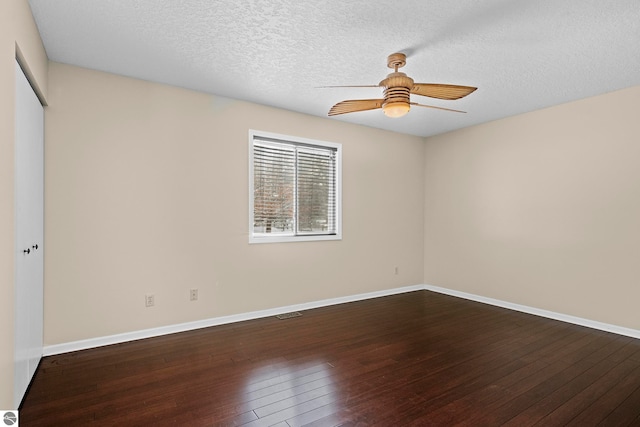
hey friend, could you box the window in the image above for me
[249,130,341,243]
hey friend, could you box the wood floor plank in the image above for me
[18,290,640,426]
[501,337,639,426]
[596,382,640,427]
[464,335,624,425]
[538,350,640,425]
[566,364,640,426]
[447,343,600,426]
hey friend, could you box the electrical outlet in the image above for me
[145,294,155,307]
[190,288,198,301]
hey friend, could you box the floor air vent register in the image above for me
[276,311,302,320]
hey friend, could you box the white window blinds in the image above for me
[250,131,341,243]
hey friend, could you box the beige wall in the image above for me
[44,62,425,345]
[1,0,48,408]
[424,86,640,330]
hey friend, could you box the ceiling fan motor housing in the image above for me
[380,72,414,108]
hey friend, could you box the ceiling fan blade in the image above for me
[410,102,467,113]
[411,83,477,100]
[329,99,383,116]
[318,85,381,89]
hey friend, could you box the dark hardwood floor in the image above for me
[20,290,640,426]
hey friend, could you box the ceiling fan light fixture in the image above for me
[383,101,410,118]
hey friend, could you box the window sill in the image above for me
[249,233,342,244]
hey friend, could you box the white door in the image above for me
[14,60,44,408]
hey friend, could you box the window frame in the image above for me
[248,129,342,244]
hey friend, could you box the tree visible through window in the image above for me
[249,131,341,243]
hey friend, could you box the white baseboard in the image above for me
[423,284,640,340]
[43,284,424,356]
[44,283,639,356]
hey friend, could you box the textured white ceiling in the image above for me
[28,0,640,137]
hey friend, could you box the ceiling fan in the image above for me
[325,52,477,118]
